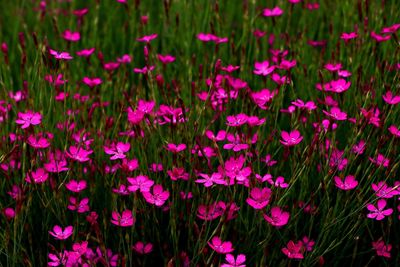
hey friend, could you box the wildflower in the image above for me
[197,33,228,43]
[76,48,95,57]
[300,236,315,252]
[68,197,90,213]
[65,180,87,193]
[4,207,15,220]
[104,142,130,160]
[112,184,131,195]
[340,32,358,41]
[223,133,249,152]
[280,130,303,146]
[366,199,393,220]
[62,30,80,42]
[127,175,154,193]
[15,111,42,128]
[195,172,227,187]
[167,167,189,181]
[82,77,102,88]
[137,33,158,43]
[25,168,48,184]
[372,239,392,258]
[165,143,187,153]
[66,146,93,162]
[142,184,170,206]
[253,61,275,76]
[111,210,135,227]
[282,240,304,259]
[263,206,290,227]
[137,99,155,114]
[205,130,226,142]
[382,91,400,105]
[197,202,226,221]
[49,225,74,240]
[246,187,272,209]
[388,125,400,137]
[352,140,366,155]
[133,65,155,74]
[49,49,73,60]
[224,155,252,185]
[262,6,283,17]
[221,254,246,267]
[132,241,153,254]
[44,159,69,173]
[226,113,248,127]
[369,154,390,168]
[208,236,234,254]
[27,134,50,149]
[157,54,176,64]
[334,175,358,190]
[371,182,399,199]
[370,31,391,42]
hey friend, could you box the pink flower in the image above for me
[66,146,93,162]
[226,113,248,127]
[268,176,289,188]
[282,240,304,259]
[328,79,351,93]
[300,236,315,252]
[263,206,290,227]
[137,99,155,114]
[65,180,87,193]
[142,184,170,206]
[44,159,69,173]
[221,254,246,267]
[366,199,393,220]
[261,154,277,166]
[195,172,227,187]
[352,140,366,155]
[68,197,90,213]
[62,30,80,42]
[253,61,275,76]
[334,175,358,190]
[340,31,358,41]
[4,207,15,220]
[137,33,158,43]
[197,33,228,43]
[246,187,272,209]
[223,133,249,152]
[128,175,154,193]
[382,23,400,34]
[167,167,189,181]
[49,49,73,60]
[262,6,283,17]
[76,48,95,57]
[49,225,74,240]
[111,210,135,227]
[220,64,240,73]
[132,241,153,254]
[82,77,102,88]
[369,154,389,168]
[224,155,252,185]
[16,111,42,128]
[112,184,131,195]
[323,107,348,121]
[133,65,155,74]
[208,236,234,254]
[197,201,226,221]
[382,91,400,105]
[127,107,145,125]
[25,168,48,184]
[280,130,303,146]
[157,54,176,64]
[165,143,187,153]
[104,142,130,160]
[27,135,50,149]
[371,31,391,42]
[372,239,391,258]
[205,130,226,142]
[117,54,132,63]
[388,125,400,137]
[371,181,399,199]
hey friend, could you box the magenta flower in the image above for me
[208,236,234,254]
[282,240,304,259]
[366,199,393,220]
[221,254,246,267]
[111,210,135,227]
[328,79,351,93]
[300,236,315,252]
[372,239,392,258]
[25,168,48,184]
[371,182,399,199]
[263,206,290,227]
[137,33,158,43]
[323,107,347,121]
[112,184,131,195]
[157,54,176,64]
[66,146,93,162]
[268,176,289,188]
[261,154,277,166]
[197,202,226,221]
[382,91,400,105]
[49,225,74,240]
[224,155,252,185]
[388,125,400,137]
[65,179,87,193]
[205,130,226,142]
[369,154,390,168]
[223,133,249,152]
[117,54,132,63]
[371,31,391,42]
[262,6,284,17]
[137,99,155,114]
[127,175,154,193]
[127,107,145,125]
[220,64,240,73]
[324,63,342,72]
[104,142,130,160]
[165,143,187,153]
[246,187,272,209]
[195,172,227,187]
[280,130,303,146]
[334,175,358,190]
[329,149,348,171]
[62,30,80,42]
[44,159,69,173]
[253,60,275,76]
[16,111,42,128]
[142,184,170,206]
[382,23,400,34]
[341,31,358,41]
[68,197,90,213]
[4,207,16,219]
[133,65,155,74]
[352,140,366,155]
[197,33,228,43]
[76,48,95,57]
[82,77,102,88]
[132,241,153,254]
[226,113,248,127]
[167,167,189,181]
[49,49,73,60]
[27,134,50,149]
